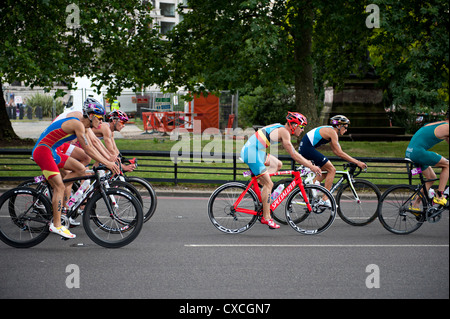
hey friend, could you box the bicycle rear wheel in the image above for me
[285,185,336,235]
[125,176,157,222]
[336,179,381,226]
[378,185,425,234]
[208,182,260,234]
[83,188,143,248]
[0,187,52,248]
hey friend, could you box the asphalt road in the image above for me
[0,194,448,302]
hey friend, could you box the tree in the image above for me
[367,0,449,113]
[0,0,167,143]
[166,0,371,126]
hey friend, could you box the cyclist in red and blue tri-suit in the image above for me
[32,100,120,239]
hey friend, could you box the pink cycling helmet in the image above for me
[108,110,129,122]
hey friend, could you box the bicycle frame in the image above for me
[233,170,312,215]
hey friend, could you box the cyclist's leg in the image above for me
[58,152,86,206]
[69,144,91,166]
[318,160,336,192]
[264,153,282,174]
[434,157,449,199]
[258,172,273,221]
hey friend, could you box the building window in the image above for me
[160,21,175,34]
[160,3,175,17]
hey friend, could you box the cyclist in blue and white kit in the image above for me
[299,115,367,206]
[241,112,322,229]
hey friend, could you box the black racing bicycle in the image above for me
[0,165,143,248]
[377,159,449,234]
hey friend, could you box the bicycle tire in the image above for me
[377,184,425,235]
[285,184,336,235]
[336,179,381,226]
[0,187,52,248]
[271,178,293,225]
[109,180,143,208]
[124,176,157,222]
[82,188,143,248]
[208,182,260,234]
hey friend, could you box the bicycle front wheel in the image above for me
[378,185,425,235]
[125,176,157,222]
[208,182,260,234]
[285,184,336,235]
[336,179,381,226]
[83,189,143,248]
[0,187,52,248]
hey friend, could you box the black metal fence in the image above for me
[0,148,437,188]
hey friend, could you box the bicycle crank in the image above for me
[426,207,442,223]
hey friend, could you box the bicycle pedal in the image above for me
[60,237,70,241]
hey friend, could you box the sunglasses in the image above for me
[93,114,104,120]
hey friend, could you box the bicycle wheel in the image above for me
[208,182,260,234]
[124,176,157,222]
[109,180,143,208]
[336,179,381,226]
[285,184,336,235]
[378,185,425,235]
[271,178,293,225]
[0,187,52,248]
[83,188,143,248]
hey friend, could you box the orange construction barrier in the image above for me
[142,112,204,134]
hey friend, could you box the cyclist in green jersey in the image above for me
[405,110,449,206]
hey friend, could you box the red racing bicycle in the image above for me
[207,167,336,235]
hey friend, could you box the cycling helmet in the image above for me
[83,98,106,117]
[108,110,129,122]
[286,112,307,134]
[330,115,350,127]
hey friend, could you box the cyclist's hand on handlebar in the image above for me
[357,161,367,170]
[106,161,121,176]
[310,164,322,176]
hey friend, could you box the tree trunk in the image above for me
[292,2,319,127]
[0,80,22,142]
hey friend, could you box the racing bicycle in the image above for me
[271,162,380,226]
[0,165,143,248]
[208,166,336,235]
[377,159,449,234]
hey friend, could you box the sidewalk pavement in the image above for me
[11,120,148,140]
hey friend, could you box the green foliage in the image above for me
[238,86,296,128]
[0,0,168,97]
[368,0,449,113]
[25,93,64,118]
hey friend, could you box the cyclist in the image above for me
[240,112,322,229]
[91,110,136,172]
[298,115,367,206]
[32,101,120,239]
[54,98,118,165]
[405,110,449,206]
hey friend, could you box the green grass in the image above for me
[1,135,448,187]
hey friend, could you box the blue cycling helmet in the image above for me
[83,98,105,117]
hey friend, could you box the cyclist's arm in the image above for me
[279,129,322,175]
[70,121,118,173]
[87,128,116,162]
[328,130,367,169]
[99,124,120,158]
